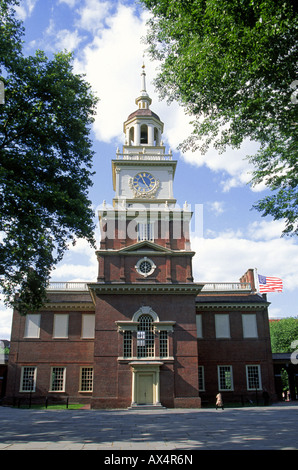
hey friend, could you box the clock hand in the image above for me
[140,175,149,188]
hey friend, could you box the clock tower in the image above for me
[89,66,203,408]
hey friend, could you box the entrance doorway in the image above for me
[137,373,154,404]
[130,361,163,407]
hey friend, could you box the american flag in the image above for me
[258,274,283,293]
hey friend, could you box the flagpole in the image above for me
[254,268,260,293]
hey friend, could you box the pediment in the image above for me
[118,240,173,254]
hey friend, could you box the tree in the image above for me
[0,0,98,314]
[141,0,298,235]
[269,317,298,353]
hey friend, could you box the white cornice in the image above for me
[43,302,95,311]
[88,282,203,302]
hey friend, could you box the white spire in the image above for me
[135,63,152,108]
[141,63,147,92]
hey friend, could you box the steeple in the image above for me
[135,64,152,109]
[123,64,164,150]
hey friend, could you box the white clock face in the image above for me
[132,172,157,194]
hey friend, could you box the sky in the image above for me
[1,0,298,338]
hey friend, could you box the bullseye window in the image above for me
[135,257,156,278]
[139,260,152,274]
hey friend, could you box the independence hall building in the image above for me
[5,68,276,408]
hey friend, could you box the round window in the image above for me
[135,257,156,278]
[139,260,152,274]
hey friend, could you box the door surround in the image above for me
[130,361,163,407]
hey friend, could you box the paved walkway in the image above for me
[0,403,298,451]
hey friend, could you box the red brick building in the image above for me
[5,68,276,408]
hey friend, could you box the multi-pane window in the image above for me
[246,365,262,390]
[137,314,154,358]
[50,367,65,392]
[80,367,93,392]
[198,366,205,391]
[20,367,36,392]
[218,365,233,390]
[137,222,154,242]
[123,331,132,358]
[159,331,168,358]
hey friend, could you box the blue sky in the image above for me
[1,0,298,338]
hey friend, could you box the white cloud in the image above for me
[248,220,287,241]
[192,231,298,292]
[208,201,225,216]
[72,3,263,193]
[0,296,12,340]
[75,0,111,33]
[14,0,38,20]
[58,0,78,7]
[74,4,151,144]
[51,238,98,281]
[54,29,84,51]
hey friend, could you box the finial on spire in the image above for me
[135,60,152,108]
[141,62,147,93]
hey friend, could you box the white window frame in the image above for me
[24,314,41,338]
[81,314,95,339]
[20,366,37,392]
[135,257,156,278]
[53,314,69,339]
[79,367,93,392]
[218,365,234,391]
[215,314,230,338]
[50,367,66,392]
[242,314,258,338]
[159,330,168,358]
[246,364,262,390]
[123,330,132,358]
[196,314,203,338]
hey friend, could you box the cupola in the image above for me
[123,65,164,151]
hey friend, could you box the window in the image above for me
[135,256,156,278]
[123,331,132,358]
[137,222,154,242]
[20,367,36,392]
[242,314,258,338]
[82,314,95,339]
[50,367,66,392]
[140,124,148,144]
[215,314,230,338]
[218,365,233,390]
[159,331,168,358]
[198,366,205,391]
[137,314,154,358]
[24,314,40,338]
[80,367,93,392]
[53,314,68,338]
[246,365,262,390]
[196,314,202,338]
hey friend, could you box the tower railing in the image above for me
[115,152,173,161]
[47,281,251,292]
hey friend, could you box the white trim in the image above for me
[135,256,156,277]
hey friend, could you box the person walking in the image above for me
[216,393,224,410]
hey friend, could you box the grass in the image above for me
[14,403,86,410]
